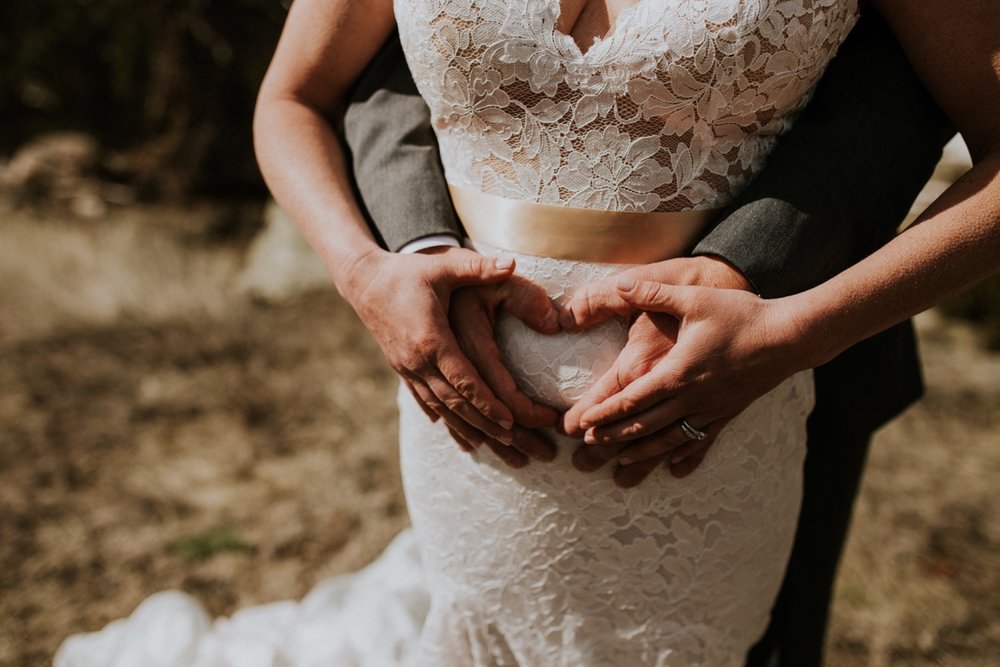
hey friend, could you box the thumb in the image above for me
[500,276,560,335]
[562,356,633,436]
[433,250,516,287]
[616,278,692,317]
[560,279,633,332]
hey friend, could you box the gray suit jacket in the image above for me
[343,10,953,437]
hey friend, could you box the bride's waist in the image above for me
[449,185,718,264]
[469,240,632,410]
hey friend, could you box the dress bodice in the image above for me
[395,0,858,213]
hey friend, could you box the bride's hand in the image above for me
[561,259,808,486]
[448,278,562,466]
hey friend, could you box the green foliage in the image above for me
[169,528,256,562]
[939,273,1000,350]
[1,0,288,198]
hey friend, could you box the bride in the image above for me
[58,1,999,666]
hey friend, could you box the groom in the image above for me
[341,8,952,667]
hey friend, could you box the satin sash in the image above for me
[449,185,718,264]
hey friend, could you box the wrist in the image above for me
[684,255,754,292]
[330,245,390,302]
[770,291,846,370]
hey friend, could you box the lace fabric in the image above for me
[392,2,854,663]
[396,0,858,212]
[400,242,816,666]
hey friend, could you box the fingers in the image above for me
[403,379,439,423]
[509,425,557,463]
[562,358,635,436]
[430,249,515,289]
[571,441,623,472]
[481,438,529,468]
[583,399,687,445]
[423,367,514,442]
[445,425,477,454]
[452,293,559,429]
[613,423,718,488]
[613,453,666,489]
[499,276,560,334]
[559,279,633,331]
[406,376,485,453]
[577,368,678,430]
[412,365,555,468]
[559,262,695,331]
[615,278,694,317]
[616,418,721,465]
[463,424,556,469]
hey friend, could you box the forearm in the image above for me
[254,96,384,294]
[252,0,397,296]
[786,0,1000,367]
[692,11,951,298]
[788,152,1000,367]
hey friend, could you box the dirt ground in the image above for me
[0,142,997,665]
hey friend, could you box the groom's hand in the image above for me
[560,256,756,487]
[449,279,561,465]
[341,245,558,466]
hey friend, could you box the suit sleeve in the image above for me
[692,10,954,298]
[343,33,462,252]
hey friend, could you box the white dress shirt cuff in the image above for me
[398,234,463,254]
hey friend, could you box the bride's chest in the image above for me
[395,0,855,71]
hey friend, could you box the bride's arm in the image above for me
[254,0,547,453]
[792,0,1000,363]
[564,0,999,473]
[254,0,396,274]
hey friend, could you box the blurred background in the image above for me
[0,2,998,665]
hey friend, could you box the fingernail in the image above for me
[584,430,597,445]
[670,454,685,464]
[617,276,636,292]
[498,434,513,446]
[619,456,634,465]
[498,419,513,430]
[494,257,514,271]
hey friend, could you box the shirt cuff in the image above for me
[398,234,463,254]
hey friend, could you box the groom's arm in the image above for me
[693,10,954,298]
[343,33,462,251]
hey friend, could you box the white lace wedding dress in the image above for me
[57,1,857,665]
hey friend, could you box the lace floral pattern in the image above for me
[392,3,854,662]
[396,0,858,211]
[401,243,816,666]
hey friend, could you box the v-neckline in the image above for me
[550,0,647,58]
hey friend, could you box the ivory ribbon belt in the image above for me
[448,185,717,264]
